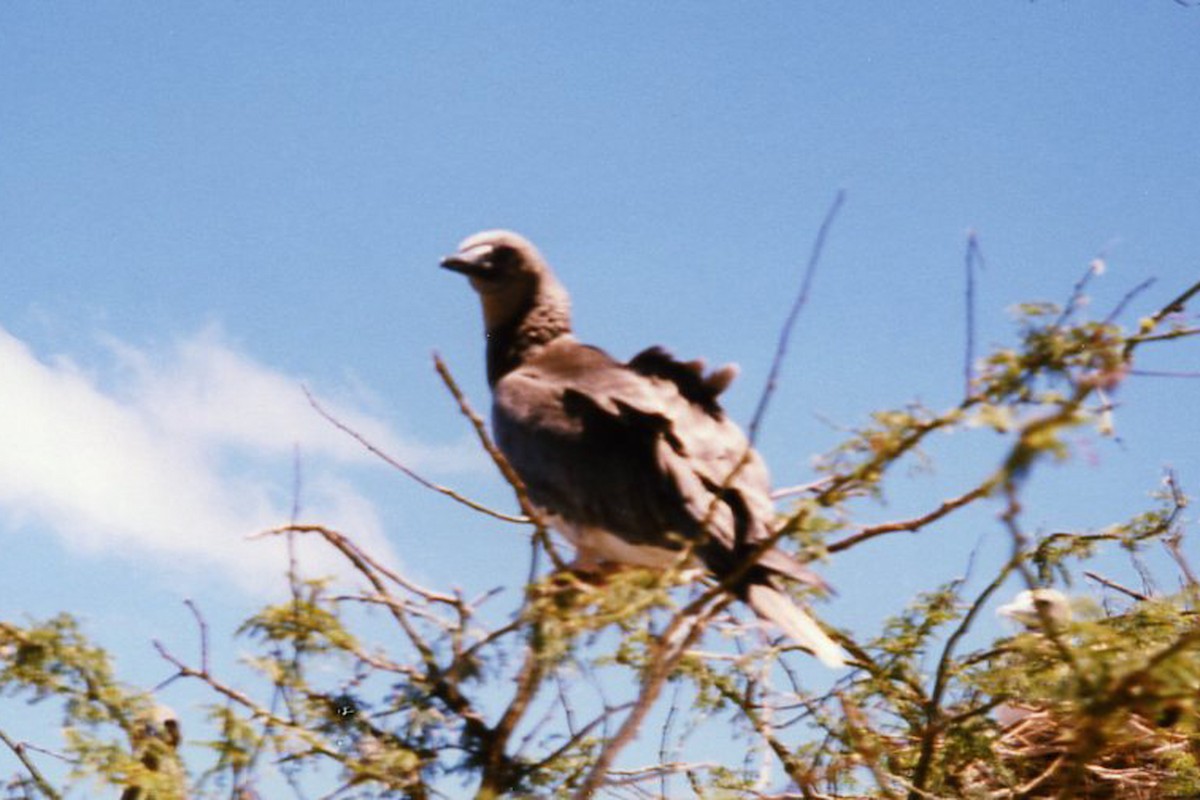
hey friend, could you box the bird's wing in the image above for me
[493,340,823,589]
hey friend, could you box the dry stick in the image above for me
[271,525,439,667]
[526,704,635,777]
[1130,326,1200,345]
[770,475,836,500]
[693,192,846,627]
[659,680,683,799]
[827,478,997,554]
[963,231,985,397]
[604,761,721,787]
[1083,570,1150,602]
[185,598,210,675]
[153,641,349,763]
[479,647,546,793]
[1123,277,1200,358]
[262,523,458,606]
[748,190,845,446]
[302,385,527,525]
[571,596,731,799]
[1165,534,1199,589]
[431,354,567,572]
[429,360,575,789]
[1053,256,1102,330]
[0,730,63,800]
[1104,277,1157,325]
[1130,369,1200,378]
[711,678,809,791]
[256,523,464,755]
[1144,276,1200,327]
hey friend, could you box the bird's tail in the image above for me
[746,583,845,668]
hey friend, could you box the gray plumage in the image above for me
[442,230,843,667]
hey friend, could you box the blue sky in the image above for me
[3,2,1199,792]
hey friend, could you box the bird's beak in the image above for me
[440,244,494,277]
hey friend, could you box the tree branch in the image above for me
[303,385,528,524]
[747,190,845,445]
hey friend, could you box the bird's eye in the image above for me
[490,245,518,272]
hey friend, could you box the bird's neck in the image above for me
[485,285,571,385]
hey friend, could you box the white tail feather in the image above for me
[746,583,845,668]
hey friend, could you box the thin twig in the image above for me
[1130,369,1200,378]
[747,190,845,445]
[964,231,985,396]
[827,478,997,554]
[1104,277,1156,325]
[1053,257,1101,329]
[1084,570,1150,602]
[1145,278,1200,327]
[1164,532,1198,589]
[571,597,731,799]
[432,354,566,571]
[770,476,836,500]
[481,647,545,791]
[0,730,63,800]
[696,193,846,592]
[303,385,527,524]
[1129,326,1200,345]
[260,523,457,606]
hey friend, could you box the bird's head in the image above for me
[441,229,569,334]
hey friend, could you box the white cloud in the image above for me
[0,324,469,594]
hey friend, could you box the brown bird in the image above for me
[441,230,843,667]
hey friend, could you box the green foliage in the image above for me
[0,615,187,799]
[3,275,1199,798]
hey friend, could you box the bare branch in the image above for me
[303,384,527,524]
[1145,277,1200,327]
[479,647,545,793]
[747,190,845,445]
[963,231,985,396]
[1053,256,1102,329]
[1164,534,1199,589]
[1129,326,1200,345]
[1123,277,1200,360]
[572,596,731,798]
[770,475,836,500]
[262,523,457,606]
[827,478,997,554]
[0,729,63,800]
[432,354,566,572]
[1130,369,1200,378]
[1084,570,1150,602]
[1104,277,1156,325]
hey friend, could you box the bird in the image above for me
[996,588,1072,630]
[120,703,184,800]
[441,230,844,668]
